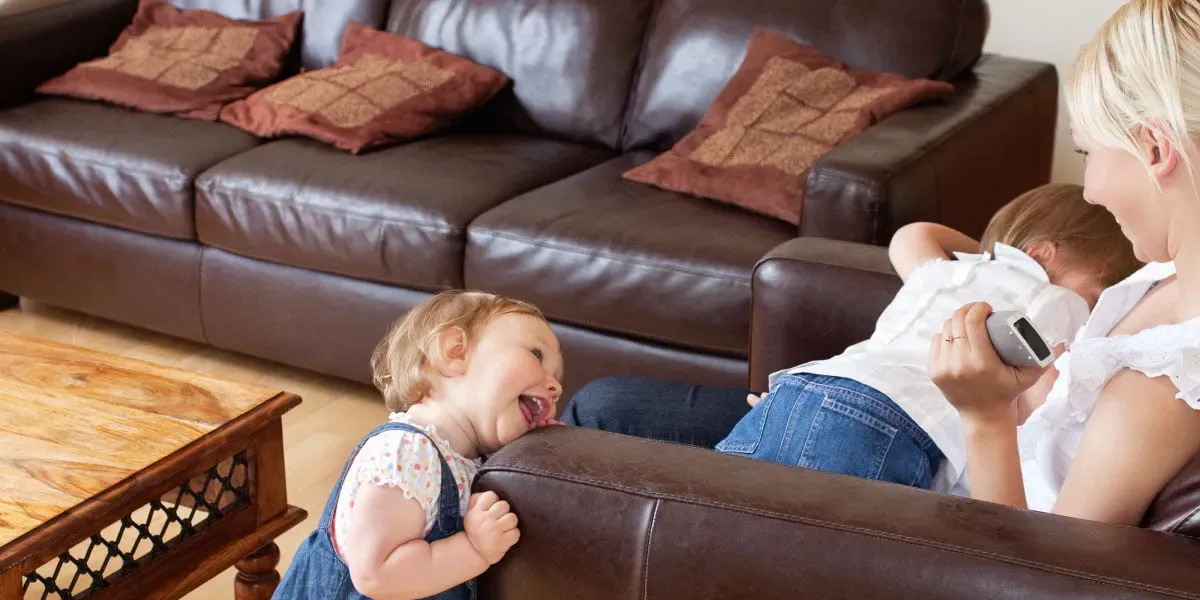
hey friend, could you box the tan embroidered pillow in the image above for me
[36,0,301,120]
[219,22,509,153]
[624,29,955,225]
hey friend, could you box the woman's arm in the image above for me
[888,223,980,281]
[929,303,1048,508]
[1053,370,1200,524]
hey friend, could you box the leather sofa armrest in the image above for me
[802,54,1058,244]
[476,427,1200,600]
[0,0,137,110]
[749,237,900,391]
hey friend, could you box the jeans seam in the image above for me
[821,397,899,437]
[871,430,896,481]
[777,391,808,458]
[797,375,936,449]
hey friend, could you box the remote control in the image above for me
[985,310,1055,368]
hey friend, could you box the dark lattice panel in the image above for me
[22,451,251,600]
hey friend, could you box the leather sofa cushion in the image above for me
[172,0,392,70]
[0,98,259,239]
[622,0,987,151]
[196,135,612,290]
[465,153,795,357]
[385,0,655,149]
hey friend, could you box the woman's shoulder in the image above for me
[1070,316,1200,408]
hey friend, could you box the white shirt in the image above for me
[1018,260,1200,512]
[771,243,1090,493]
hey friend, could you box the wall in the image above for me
[982,0,1128,184]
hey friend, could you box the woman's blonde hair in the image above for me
[979,183,1142,288]
[1066,0,1200,177]
[371,290,546,412]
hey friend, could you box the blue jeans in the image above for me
[716,374,945,489]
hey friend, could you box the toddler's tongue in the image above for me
[518,396,539,426]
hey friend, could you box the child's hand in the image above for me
[464,491,520,565]
[747,393,763,408]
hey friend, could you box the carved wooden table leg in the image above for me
[235,542,281,600]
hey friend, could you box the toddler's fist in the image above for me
[464,491,520,564]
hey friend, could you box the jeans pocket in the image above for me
[715,392,775,454]
[797,396,898,481]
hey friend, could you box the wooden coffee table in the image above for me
[0,332,307,599]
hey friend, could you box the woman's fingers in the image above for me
[963,302,997,359]
[950,303,972,343]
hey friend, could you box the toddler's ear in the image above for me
[432,327,469,377]
[1025,240,1059,268]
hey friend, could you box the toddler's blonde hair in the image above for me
[979,183,1142,288]
[371,290,547,412]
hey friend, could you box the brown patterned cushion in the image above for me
[623,29,954,225]
[218,23,509,153]
[36,0,301,121]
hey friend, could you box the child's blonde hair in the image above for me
[371,290,547,412]
[1066,0,1200,179]
[979,183,1142,288]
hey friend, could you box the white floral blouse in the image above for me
[330,412,479,560]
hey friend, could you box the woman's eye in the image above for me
[1074,148,1089,159]
[531,349,543,360]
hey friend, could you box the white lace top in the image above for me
[965,260,1200,511]
[330,413,479,560]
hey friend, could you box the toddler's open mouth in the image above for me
[518,395,549,426]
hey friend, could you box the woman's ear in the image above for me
[1142,121,1180,180]
[432,327,469,377]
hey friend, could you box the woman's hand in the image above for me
[928,302,1047,424]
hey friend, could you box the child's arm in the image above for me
[888,223,980,281]
[345,486,517,600]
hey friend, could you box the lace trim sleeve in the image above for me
[1069,318,1200,409]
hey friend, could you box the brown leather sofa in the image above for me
[0,0,1057,399]
[473,243,1200,598]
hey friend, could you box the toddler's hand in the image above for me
[464,491,520,565]
[747,393,763,408]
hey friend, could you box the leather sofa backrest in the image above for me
[620,0,989,151]
[172,0,391,69]
[1144,452,1200,538]
[385,0,656,149]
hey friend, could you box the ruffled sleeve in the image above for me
[1067,318,1200,410]
[352,430,445,524]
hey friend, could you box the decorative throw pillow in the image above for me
[623,29,955,225]
[219,22,509,153]
[36,0,301,121]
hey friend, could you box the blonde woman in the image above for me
[928,0,1200,524]
[565,0,1200,526]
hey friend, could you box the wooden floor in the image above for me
[0,301,387,600]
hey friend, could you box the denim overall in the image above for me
[273,422,474,600]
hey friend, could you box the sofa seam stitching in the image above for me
[196,247,210,343]
[1169,505,1200,539]
[541,312,746,357]
[641,498,660,600]
[5,140,197,184]
[469,228,752,285]
[615,0,666,151]
[478,465,1198,598]
[199,181,462,235]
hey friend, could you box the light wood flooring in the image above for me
[0,300,386,600]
